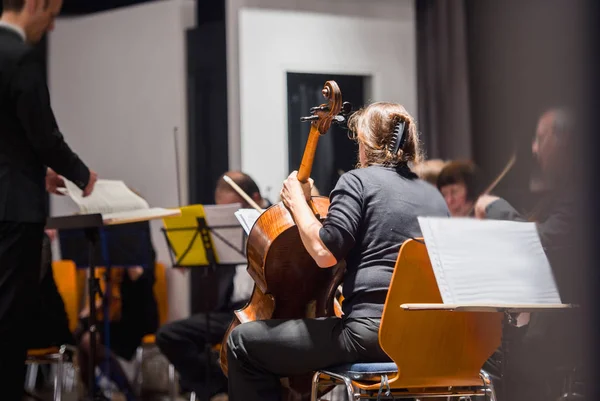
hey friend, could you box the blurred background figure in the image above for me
[475,107,583,401]
[436,160,483,217]
[412,159,446,186]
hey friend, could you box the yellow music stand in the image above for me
[161,204,245,401]
[162,204,246,267]
[162,204,214,266]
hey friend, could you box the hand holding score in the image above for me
[280,171,313,211]
[82,170,98,197]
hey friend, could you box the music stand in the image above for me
[161,204,245,401]
[406,217,576,399]
[46,209,180,401]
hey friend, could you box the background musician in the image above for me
[412,158,447,186]
[437,160,484,217]
[225,102,449,401]
[0,0,98,398]
[474,108,582,401]
[156,171,270,399]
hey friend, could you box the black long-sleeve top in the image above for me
[319,165,449,318]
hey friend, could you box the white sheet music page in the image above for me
[417,217,562,306]
[64,179,149,214]
[234,209,262,235]
[203,203,246,265]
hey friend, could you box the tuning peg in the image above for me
[300,115,320,122]
[310,105,330,113]
[332,115,346,124]
[341,102,353,116]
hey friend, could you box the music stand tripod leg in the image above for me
[197,217,217,401]
[84,227,103,400]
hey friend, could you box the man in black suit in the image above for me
[475,108,584,401]
[0,0,97,398]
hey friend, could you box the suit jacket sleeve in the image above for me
[11,51,90,190]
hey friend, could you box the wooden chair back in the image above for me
[52,260,80,333]
[378,239,503,388]
[153,262,168,326]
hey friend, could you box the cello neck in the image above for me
[297,124,321,183]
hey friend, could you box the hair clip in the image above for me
[389,120,406,154]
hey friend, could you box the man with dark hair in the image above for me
[475,108,583,401]
[0,0,97,398]
[156,171,270,400]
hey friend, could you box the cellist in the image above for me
[226,102,449,400]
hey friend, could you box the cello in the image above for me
[219,80,346,399]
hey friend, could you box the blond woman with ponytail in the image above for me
[225,102,450,401]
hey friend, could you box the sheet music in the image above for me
[64,179,149,214]
[234,208,262,235]
[203,203,246,265]
[418,217,562,305]
[102,207,181,225]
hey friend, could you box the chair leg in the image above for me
[480,369,497,401]
[342,376,356,401]
[64,363,75,392]
[311,372,321,401]
[168,363,177,401]
[54,357,64,401]
[134,345,144,396]
[319,371,357,401]
[26,364,39,391]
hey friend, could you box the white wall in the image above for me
[236,6,416,197]
[226,0,415,174]
[48,0,196,321]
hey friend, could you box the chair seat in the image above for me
[321,362,397,382]
[26,345,74,363]
[142,334,156,344]
[27,347,62,358]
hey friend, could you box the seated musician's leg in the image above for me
[156,312,232,396]
[226,317,387,401]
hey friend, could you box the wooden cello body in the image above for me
[220,81,345,399]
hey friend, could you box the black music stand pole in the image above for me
[84,227,102,400]
[500,312,517,401]
[46,214,105,401]
[196,217,217,401]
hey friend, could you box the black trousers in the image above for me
[29,235,74,349]
[156,311,233,396]
[226,316,386,401]
[0,222,44,400]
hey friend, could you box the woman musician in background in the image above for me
[225,102,449,401]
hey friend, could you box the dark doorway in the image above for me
[287,73,368,195]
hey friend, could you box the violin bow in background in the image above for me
[468,152,517,216]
